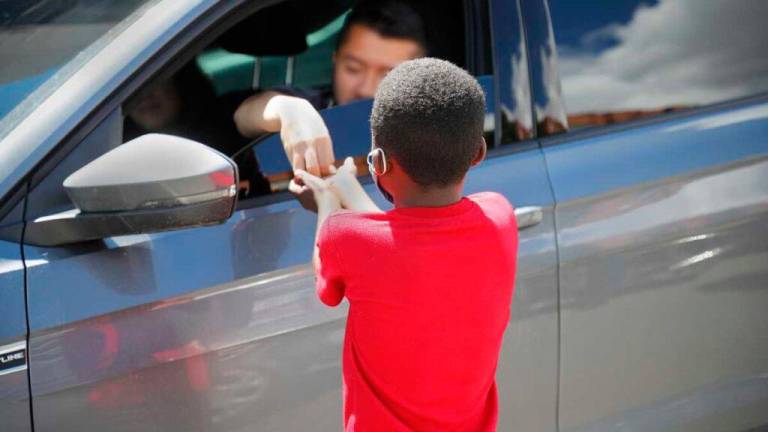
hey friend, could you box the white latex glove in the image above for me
[265,96,336,177]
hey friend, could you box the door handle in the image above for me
[514,206,543,230]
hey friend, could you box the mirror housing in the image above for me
[25,134,238,246]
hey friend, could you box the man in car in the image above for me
[233,0,428,177]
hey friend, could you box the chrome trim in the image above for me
[515,206,543,229]
[0,340,27,377]
[141,185,237,209]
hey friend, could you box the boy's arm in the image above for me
[292,170,341,272]
[288,157,381,214]
[328,157,381,213]
[295,170,347,306]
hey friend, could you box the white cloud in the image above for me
[558,0,768,113]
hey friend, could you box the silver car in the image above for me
[1,0,767,430]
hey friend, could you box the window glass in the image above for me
[0,0,159,139]
[549,0,768,130]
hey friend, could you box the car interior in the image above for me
[121,0,471,201]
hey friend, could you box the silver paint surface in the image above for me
[545,100,768,431]
[25,147,558,431]
[468,149,559,432]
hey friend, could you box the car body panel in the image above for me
[468,151,559,432]
[545,99,768,431]
[25,186,343,431]
[0,200,32,432]
[17,2,559,422]
[25,144,557,430]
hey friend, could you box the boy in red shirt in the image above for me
[295,58,518,431]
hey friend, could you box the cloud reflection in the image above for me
[557,0,768,115]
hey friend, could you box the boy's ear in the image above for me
[470,137,487,167]
[384,154,399,176]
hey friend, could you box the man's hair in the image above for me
[336,0,427,53]
[370,58,485,187]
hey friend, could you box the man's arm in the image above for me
[234,92,336,176]
[233,90,284,137]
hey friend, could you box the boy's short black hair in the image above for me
[336,0,427,53]
[370,58,486,187]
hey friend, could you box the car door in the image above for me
[16,1,558,431]
[17,1,345,430]
[249,1,561,430]
[23,113,347,431]
[524,0,768,430]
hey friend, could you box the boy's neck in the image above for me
[393,184,464,209]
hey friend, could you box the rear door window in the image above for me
[548,0,768,131]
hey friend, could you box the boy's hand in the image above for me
[327,157,381,213]
[294,169,341,273]
[289,164,338,213]
[289,177,319,213]
[293,169,341,216]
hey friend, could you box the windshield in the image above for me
[0,0,157,136]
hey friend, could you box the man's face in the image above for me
[333,24,424,105]
[128,79,181,130]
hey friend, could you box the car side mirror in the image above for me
[25,134,238,247]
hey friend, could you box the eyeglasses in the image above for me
[366,147,388,176]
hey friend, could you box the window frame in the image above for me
[539,91,768,148]
[481,0,539,157]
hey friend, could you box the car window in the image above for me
[26,0,500,221]
[123,0,480,203]
[0,0,160,140]
[547,0,768,132]
[121,0,354,201]
[248,0,496,194]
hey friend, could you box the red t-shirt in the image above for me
[316,192,518,431]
